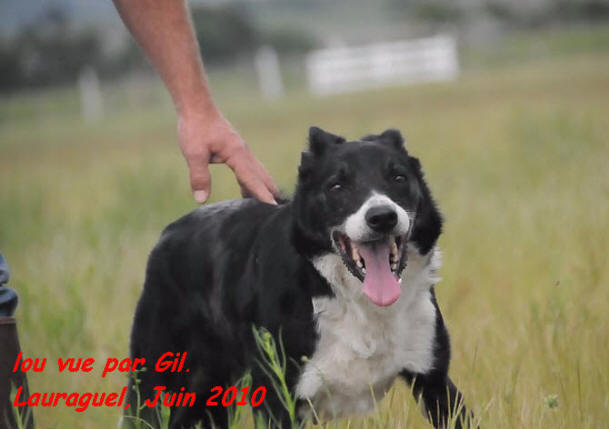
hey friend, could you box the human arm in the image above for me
[112,0,278,204]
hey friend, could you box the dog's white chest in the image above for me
[296,250,440,418]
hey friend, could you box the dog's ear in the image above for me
[361,128,406,150]
[378,129,406,150]
[298,151,315,179]
[308,126,345,156]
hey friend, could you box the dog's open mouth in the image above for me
[332,232,407,307]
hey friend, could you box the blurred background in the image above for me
[1,0,609,428]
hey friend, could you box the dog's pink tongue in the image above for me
[358,242,401,306]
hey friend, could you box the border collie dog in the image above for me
[128,127,472,428]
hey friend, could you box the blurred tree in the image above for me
[485,0,609,28]
[259,26,316,54]
[553,0,609,22]
[388,0,465,23]
[0,5,103,93]
[0,43,21,92]
[190,5,316,60]
[191,5,258,64]
[15,26,101,88]
[0,2,322,93]
[412,0,464,24]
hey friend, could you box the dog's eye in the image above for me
[328,183,342,192]
[393,175,407,183]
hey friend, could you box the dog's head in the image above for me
[293,127,442,306]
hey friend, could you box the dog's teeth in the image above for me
[351,244,359,262]
[362,267,366,274]
[357,260,363,268]
[398,277,403,284]
[391,263,397,271]
[391,241,398,258]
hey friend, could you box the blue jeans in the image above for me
[0,253,18,317]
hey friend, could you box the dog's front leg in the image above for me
[400,370,473,429]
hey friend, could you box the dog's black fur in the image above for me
[126,127,470,428]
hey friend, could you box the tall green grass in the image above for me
[1,44,608,427]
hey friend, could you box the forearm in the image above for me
[113,0,216,117]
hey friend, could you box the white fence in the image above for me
[255,46,283,100]
[78,66,103,122]
[306,35,459,96]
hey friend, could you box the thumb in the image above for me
[188,158,212,204]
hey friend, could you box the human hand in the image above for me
[113,0,277,204]
[178,110,278,205]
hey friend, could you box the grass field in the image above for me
[2,32,609,428]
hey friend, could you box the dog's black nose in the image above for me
[365,205,398,233]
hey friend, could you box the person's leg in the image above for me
[0,254,34,429]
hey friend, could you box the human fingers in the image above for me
[229,151,277,204]
[186,151,212,204]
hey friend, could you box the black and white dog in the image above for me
[128,127,472,428]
